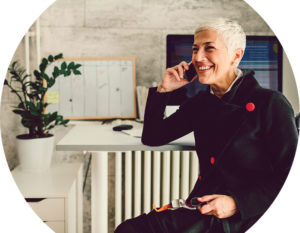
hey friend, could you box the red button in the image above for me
[198,175,202,180]
[210,157,215,165]
[246,102,255,112]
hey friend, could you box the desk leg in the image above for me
[91,152,108,233]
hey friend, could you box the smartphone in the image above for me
[183,61,197,82]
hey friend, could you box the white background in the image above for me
[0,0,299,232]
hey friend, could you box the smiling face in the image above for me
[192,30,242,91]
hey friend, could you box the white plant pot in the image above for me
[16,134,55,172]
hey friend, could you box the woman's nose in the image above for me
[195,50,207,62]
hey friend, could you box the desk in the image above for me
[56,122,195,233]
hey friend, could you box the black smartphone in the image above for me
[183,61,197,82]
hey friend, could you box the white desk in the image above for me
[56,124,195,151]
[56,123,195,233]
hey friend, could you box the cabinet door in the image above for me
[26,198,65,221]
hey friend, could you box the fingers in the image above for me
[197,195,238,219]
[181,61,189,70]
[199,201,214,215]
[160,61,191,92]
[177,61,189,78]
[166,62,189,81]
[199,199,224,218]
[198,194,220,203]
[166,68,181,81]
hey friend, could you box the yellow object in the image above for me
[47,91,60,104]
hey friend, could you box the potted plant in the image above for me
[4,53,81,171]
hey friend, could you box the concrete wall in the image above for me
[1,0,298,232]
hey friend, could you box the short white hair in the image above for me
[194,18,246,56]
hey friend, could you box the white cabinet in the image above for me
[12,163,83,233]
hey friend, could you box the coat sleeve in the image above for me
[141,87,194,146]
[228,92,298,219]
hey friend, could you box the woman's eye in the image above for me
[192,47,198,52]
[206,46,215,50]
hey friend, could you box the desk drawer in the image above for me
[45,221,65,233]
[26,198,64,221]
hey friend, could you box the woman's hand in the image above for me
[157,61,194,93]
[198,194,237,219]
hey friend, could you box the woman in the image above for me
[115,18,298,233]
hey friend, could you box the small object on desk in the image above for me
[113,124,133,131]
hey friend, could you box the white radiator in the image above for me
[114,150,199,229]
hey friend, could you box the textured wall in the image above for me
[0,0,298,233]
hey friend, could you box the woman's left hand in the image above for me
[198,194,237,219]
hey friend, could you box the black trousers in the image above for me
[114,209,225,233]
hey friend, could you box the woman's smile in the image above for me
[196,64,215,72]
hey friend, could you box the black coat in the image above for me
[141,71,298,233]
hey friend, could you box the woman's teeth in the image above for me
[198,66,211,70]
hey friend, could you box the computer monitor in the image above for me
[166,35,283,105]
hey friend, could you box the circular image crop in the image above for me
[1,0,299,233]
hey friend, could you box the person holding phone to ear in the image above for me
[115,18,298,233]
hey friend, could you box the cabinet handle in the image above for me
[25,198,46,202]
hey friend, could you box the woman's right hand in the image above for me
[157,61,193,93]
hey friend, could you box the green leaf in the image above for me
[56,115,63,121]
[18,103,25,109]
[21,118,32,128]
[47,78,55,88]
[74,64,82,69]
[11,61,18,69]
[38,86,47,92]
[54,53,63,60]
[22,74,31,82]
[12,109,24,115]
[30,111,39,117]
[36,102,43,112]
[67,62,75,69]
[53,66,60,78]
[48,55,54,62]
[34,70,41,80]
[62,119,69,125]
[9,70,17,76]
[29,82,38,90]
[61,62,67,70]
[73,70,81,75]
[25,101,35,109]
[39,63,46,73]
[46,125,55,131]
[49,112,58,123]
[42,73,50,81]
[42,58,48,66]
[64,70,71,77]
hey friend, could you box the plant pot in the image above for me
[16,134,55,172]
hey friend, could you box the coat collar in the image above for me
[221,70,260,106]
[198,70,261,112]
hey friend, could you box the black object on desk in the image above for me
[113,124,133,131]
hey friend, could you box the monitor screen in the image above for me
[166,35,283,105]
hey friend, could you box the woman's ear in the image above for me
[232,48,244,66]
